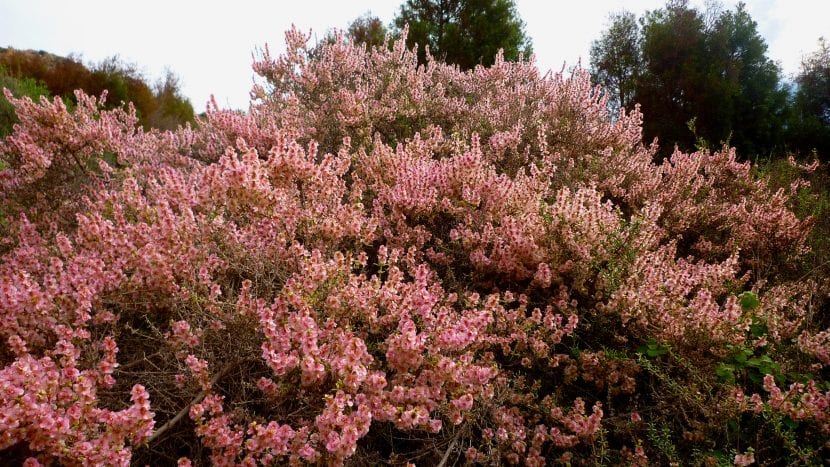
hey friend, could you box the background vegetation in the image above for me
[0,48,194,133]
[589,0,829,162]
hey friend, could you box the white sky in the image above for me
[0,1,827,111]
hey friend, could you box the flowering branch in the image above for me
[144,361,236,446]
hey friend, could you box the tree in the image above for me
[796,37,830,126]
[141,69,194,130]
[589,1,789,159]
[791,37,830,159]
[0,49,194,130]
[346,12,388,49]
[392,0,532,70]
[589,11,641,114]
[638,0,710,154]
[703,3,789,157]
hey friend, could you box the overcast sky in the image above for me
[1,1,827,111]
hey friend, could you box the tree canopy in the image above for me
[346,12,389,49]
[589,11,640,114]
[790,37,830,157]
[392,0,532,70]
[590,1,790,159]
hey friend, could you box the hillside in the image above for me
[0,47,194,131]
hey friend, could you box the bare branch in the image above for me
[144,361,236,446]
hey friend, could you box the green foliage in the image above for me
[738,291,760,311]
[346,12,389,49]
[392,0,532,70]
[760,410,821,464]
[714,293,785,387]
[148,69,195,130]
[590,1,789,159]
[704,4,790,158]
[637,338,668,358]
[752,157,830,282]
[646,422,678,463]
[789,38,830,160]
[715,348,781,386]
[0,48,194,130]
[0,64,51,137]
[691,448,734,467]
[589,11,641,114]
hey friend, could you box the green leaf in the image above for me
[758,359,779,376]
[750,322,768,338]
[715,363,736,383]
[782,416,799,430]
[738,291,760,311]
[637,338,668,358]
[649,347,667,357]
[786,372,814,384]
[733,348,752,364]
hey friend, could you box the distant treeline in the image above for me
[337,1,828,162]
[0,47,194,135]
[589,1,830,161]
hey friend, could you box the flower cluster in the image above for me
[0,333,154,466]
[736,375,830,435]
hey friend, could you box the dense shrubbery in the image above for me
[0,28,828,465]
[0,65,50,138]
[0,48,194,131]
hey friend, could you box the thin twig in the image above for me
[437,435,459,467]
[117,350,165,371]
[70,151,90,176]
[144,361,236,445]
[796,259,830,283]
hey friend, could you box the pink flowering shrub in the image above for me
[0,28,827,464]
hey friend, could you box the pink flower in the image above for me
[734,450,755,466]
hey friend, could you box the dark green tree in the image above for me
[790,37,830,159]
[797,37,830,126]
[392,0,532,70]
[590,0,789,159]
[589,11,641,114]
[637,0,710,155]
[703,3,789,157]
[347,12,389,49]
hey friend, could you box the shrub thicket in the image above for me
[0,48,194,130]
[0,28,827,465]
